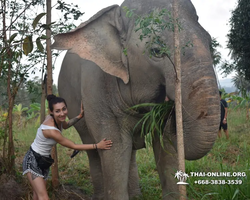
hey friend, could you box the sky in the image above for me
[52,0,238,87]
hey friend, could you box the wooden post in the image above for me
[173,0,187,199]
[46,0,59,188]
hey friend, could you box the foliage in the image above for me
[122,6,193,60]
[0,0,83,101]
[210,37,223,88]
[0,108,7,140]
[13,104,29,114]
[0,0,83,174]
[220,90,250,120]
[232,72,250,96]
[0,0,81,104]
[223,0,250,80]
[56,0,84,21]
[0,76,57,109]
[20,1,84,56]
[220,90,250,108]
[210,37,222,68]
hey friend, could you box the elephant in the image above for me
[51,0,220,199]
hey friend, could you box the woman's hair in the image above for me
[47,94,67,111]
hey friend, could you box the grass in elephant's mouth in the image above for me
[130,101,174,148]
[7,108,250,199]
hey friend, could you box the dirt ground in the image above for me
[0,148,92,200]
[0,173,91,200]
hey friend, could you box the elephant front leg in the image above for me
[152,133,179,200]
[128,150,141,199]
[99,142,133,200]
[87,150,104,200]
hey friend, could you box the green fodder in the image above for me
[130,101,174,148]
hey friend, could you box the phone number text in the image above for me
[194,180,243,185]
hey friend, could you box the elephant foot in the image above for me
[163,192,181,200]
[129,195,142,200]
[129,189,142,200]
[91,194,104,200]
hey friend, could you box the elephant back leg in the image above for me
[74,121,104,200]
[58,52,104,199]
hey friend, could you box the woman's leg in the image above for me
[33,191,38,200]
[27,172,49,200]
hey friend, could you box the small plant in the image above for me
[13,104,29,128]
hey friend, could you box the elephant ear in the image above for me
[52,5,129,84]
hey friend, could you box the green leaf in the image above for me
[129,11,133,18]
[123,48,128,56]
[23,36,33,56]
[36,37,44,53]
[0,47,6,54]
[8,33,18,44]
[135,18,141,26]
[40,35,47,39]
[232,188,240,200]
[32,13,46,29]
[41,22,56,30]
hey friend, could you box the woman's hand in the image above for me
[97,138,113,150]
[78,100,84,118]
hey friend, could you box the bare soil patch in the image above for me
[0,173,91,200]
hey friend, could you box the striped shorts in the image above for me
[22,148,50,180]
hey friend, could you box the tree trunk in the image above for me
[46,0,59,188]
[6,49,15,174]
[1,0,15,174]
[173,0,187,199]
[6,98,15,174]
[46,3,53,94]
[1,0,7,161]
[40,74,46,124]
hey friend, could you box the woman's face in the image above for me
[51,102,68,122]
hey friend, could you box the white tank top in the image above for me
[31,124,62,156]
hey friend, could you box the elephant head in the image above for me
[52,0,219,161]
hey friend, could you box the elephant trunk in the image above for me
[179,62,220,160]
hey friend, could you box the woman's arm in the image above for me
[45,129,112,150]
[62,114,83,129]
[63,101,84,129]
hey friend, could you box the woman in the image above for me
[22,94,112,200]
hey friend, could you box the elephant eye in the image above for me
[150,48,167,58]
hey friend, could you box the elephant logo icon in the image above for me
[175,170,189,185]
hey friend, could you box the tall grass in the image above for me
[12,108,250,200]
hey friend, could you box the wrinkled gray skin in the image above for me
[52,0,220,199]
